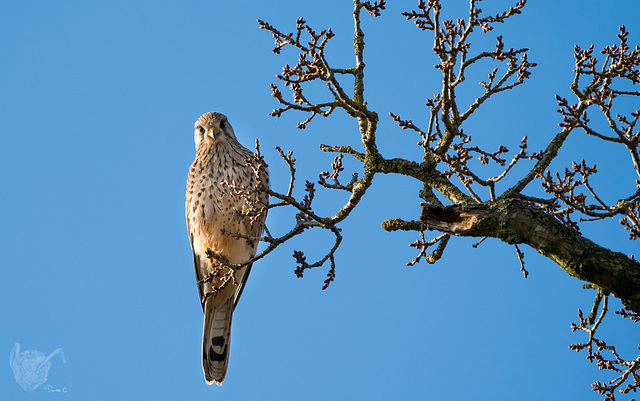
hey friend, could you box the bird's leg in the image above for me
[205,248,230,267]
[201,248,239,298]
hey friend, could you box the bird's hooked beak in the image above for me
[207,128,218,140]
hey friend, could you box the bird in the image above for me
[185,112,268,385]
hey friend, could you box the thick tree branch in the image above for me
[421,199,640,312]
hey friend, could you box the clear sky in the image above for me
[2,0,639,400]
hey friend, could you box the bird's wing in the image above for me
[192,252,206,311]
[188,227,206,311]
[232,263,251,311]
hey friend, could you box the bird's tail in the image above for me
[202,298,234,385]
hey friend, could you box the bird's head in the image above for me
[194,112,237,147]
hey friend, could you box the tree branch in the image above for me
[420,199,640,312]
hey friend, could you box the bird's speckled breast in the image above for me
[186,141,255,262]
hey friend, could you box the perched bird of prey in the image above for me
[186,112,268,385]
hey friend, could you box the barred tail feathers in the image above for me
[202,298,233,385]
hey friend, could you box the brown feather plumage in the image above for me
[186,112,268,385]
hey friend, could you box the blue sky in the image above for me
[2,0,639,399]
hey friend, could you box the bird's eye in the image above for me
[197,126,205,134]
[219,120,226,130]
